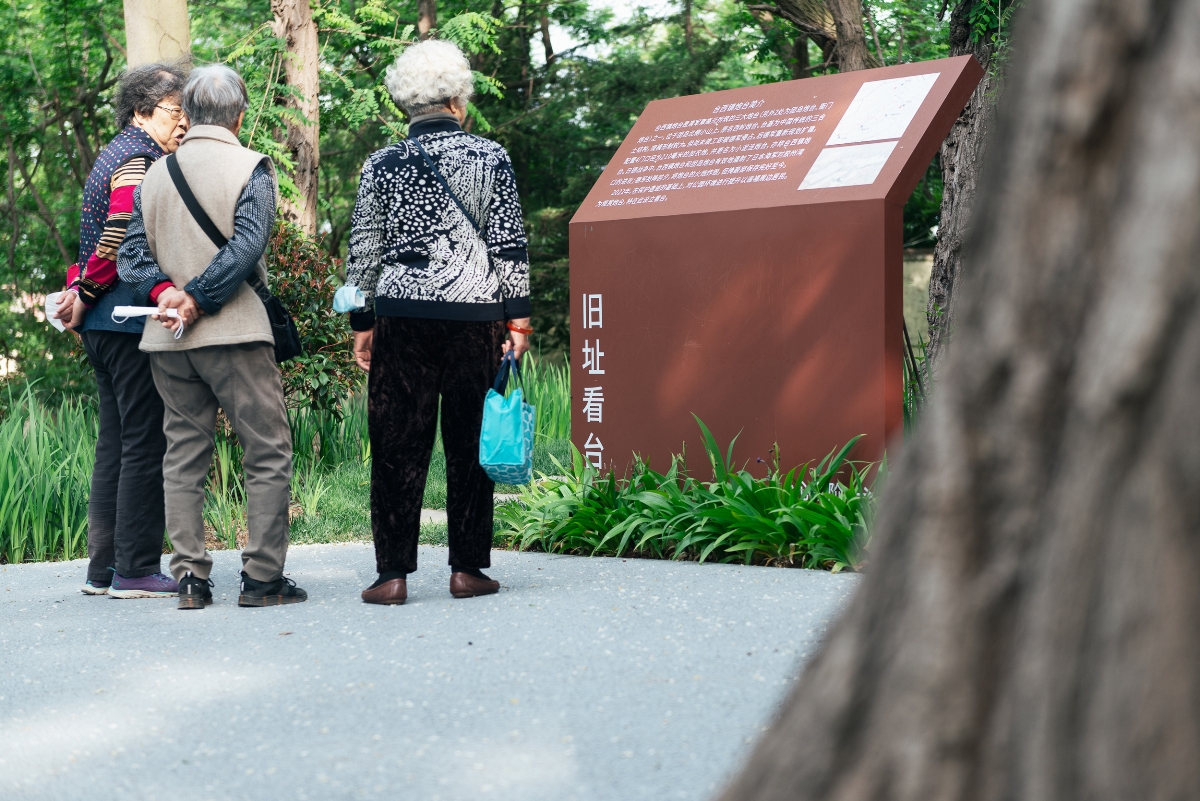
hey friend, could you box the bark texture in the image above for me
[418,0,437,39]
[122,0,190,67]
[271,0,320,236]
[925,0,995,378]
[825,0,878,71]
[716,0,1200,798]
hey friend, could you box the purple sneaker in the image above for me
[81,580,110,596]
[109,572,179,599]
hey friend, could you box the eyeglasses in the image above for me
[155,104,184,121]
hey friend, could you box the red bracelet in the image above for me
[506,321,534,335]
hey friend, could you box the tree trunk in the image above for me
[271,0,320,236]
[418,0,437,39]
[770,0,836,62]
[825,0,878,71]
[540,15,555,64]
[924,0,995,379]
[715,0,1200,798]
[791,34,810,79]
[122,0,190,67]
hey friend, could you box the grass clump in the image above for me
[0,387,92,563]
[496,417,878,572]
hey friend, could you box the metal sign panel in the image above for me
[570,57,983,474]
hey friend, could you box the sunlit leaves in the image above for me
[439,12,502,56]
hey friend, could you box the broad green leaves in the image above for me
[497,418,878,572]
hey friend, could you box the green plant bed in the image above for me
[496,418,879,572]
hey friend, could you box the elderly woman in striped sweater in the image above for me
[56,63,189,598]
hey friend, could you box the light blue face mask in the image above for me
[333,285,366,313]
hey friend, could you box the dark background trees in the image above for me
[0,0,969,398]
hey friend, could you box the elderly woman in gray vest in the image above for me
[344,40,532,606]
[118,65,307,610]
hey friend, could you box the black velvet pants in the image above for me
[368,316,505,574]
[80,330,168,582]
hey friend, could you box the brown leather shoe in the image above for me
[450,572,499,599]
[361,577,407,605]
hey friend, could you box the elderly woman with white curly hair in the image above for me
[344,40,532,606]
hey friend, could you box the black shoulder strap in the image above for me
[166,154,228,248]
[166,153,271,299]
[408,137,484,233]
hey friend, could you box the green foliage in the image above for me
[0,387,93,563]
[0,0,122,399]
[904,158,942,248]
[497,417,877,572]
[861,0,951,67]
[516,353,571,441]
[967,0,1020,47]
[903,325,928,432]
[267,221,357,414]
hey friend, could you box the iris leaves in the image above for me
[497,417,879,572]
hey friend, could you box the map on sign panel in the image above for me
[798,72,939,191]
[826,73,939,145]
[799,142,898,190]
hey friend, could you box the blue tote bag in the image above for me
[479,352,536,484]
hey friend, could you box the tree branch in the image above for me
[15,158,72,267]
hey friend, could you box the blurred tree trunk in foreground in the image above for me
[272,0,320,235]
[925,0,997,379]
[717,0,1200,797]
[122,0,190,67]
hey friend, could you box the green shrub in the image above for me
[268,220,358,415]
[496,417,878,572]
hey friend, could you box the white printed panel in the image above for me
[826,73,939,146]
[798,141,898,190]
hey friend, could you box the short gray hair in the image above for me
[182,65,249,129]
[385,40,474,117]
[115,63,188,129]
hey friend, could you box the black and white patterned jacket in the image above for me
[345,114,530,331]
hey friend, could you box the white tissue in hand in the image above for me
[45,292,66,332]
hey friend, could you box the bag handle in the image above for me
[408,137,484,234]
[493,350,523,395]
[165,153,272,302]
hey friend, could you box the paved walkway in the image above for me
[0,544,859,800]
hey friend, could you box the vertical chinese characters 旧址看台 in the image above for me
[580,293,605,467]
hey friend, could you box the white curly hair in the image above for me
[385,40,475,116]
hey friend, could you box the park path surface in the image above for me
[0,543,858,801]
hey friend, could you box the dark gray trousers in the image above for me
[149,343,292,582]
[80,330,168,582]
[369,317,504,574]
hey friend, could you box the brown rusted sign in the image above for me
[570,56,983,475]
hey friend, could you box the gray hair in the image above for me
[181,65,250,129]
[115,63,188,130]
[384,40,474,117]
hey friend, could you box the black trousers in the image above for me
[368,316,504,574]
[81,330,168,581]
